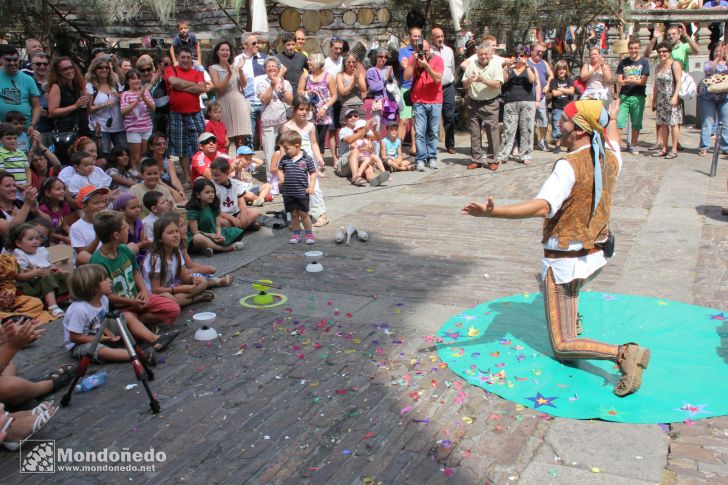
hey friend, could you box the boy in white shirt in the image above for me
[69,186,109,265]
[210,157,262,229]
[67,151,113,197]
[141,190,173,241]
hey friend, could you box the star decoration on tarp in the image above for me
[676,402,710,417]
[441,330,463,341]
[709,312,726,321]
[526,392,558,409]
[601,294,618,301]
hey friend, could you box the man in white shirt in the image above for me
[234,32,268,148]
[462,99,651,398]
[324,37,345,157]
[430,28,457,154]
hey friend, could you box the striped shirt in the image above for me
[278,153,315,196]
[120,90,154,133]
[0,147,29,185]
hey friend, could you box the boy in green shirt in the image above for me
[89,210,181,325]
[0,122,31,191]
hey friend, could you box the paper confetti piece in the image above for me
[400,405,413,415]
[125,384,138,390]
[467,326,480,337]
[462,416,473,424]
[590,468,600,473]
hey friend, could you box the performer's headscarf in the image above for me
[563,99,612,214]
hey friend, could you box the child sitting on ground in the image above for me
[39,177,75,245]
[210,158,262,230]
[276,130,316,244]
[112,193,148,265]
[234,146,272,204]
[142,190,172,241]
[67,151,113,197]
[64,264,179,366]
[185,178,245,256]
[204,102,229,153]
[0,122,31,197]
[0,252,53,323]
[350,119,388,184]
[381,121,414,172]
[169,212,234,288]
[106,147,141,193]
[143,214,212,307]
[59,137,100,188]
[10,223,69,319]
[89,210,181,326]
[69,186,108,265]
[130,158,174,218]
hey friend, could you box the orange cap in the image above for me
[76,185,110,207]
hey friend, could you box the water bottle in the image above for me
[75,371,108,393]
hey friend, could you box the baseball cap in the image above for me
[354,119,367,130]
[236,145,254,156]
[77,186,110,206]
[386,121,398,129]
[198,132,217,144]
[344,108,361,118]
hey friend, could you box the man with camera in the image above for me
[430,27,457,155]
[403,40,444,171]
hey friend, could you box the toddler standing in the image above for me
[276,130,316,244]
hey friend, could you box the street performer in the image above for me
[462,98,650,397]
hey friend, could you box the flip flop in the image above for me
[145,331,180,352]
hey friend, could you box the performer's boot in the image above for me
[614,343,651,397]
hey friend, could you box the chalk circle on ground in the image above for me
[436,292,728,424]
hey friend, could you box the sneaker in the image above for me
[628,146,639,155]
[252,198,264,207]
[416,162,426,172]
[538,140,548,151]
[614,343,651,397]
[369,171,390,187]
[429,160,438,169]
[305,233,315,244]
[288,233,301,244]
[202,248,214,257]
[231,241,245,251]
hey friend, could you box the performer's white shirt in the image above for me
[536,143,622,284]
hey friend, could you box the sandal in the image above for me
[144,331,180,352]
[351,177,367,187]
[217,275,233,287]
[48,305,64,319]
[313,213,330,227]
[251,198,264,207]
[144,349,157,367]
[193,290,215,304]
[3,404,58,451]
[664,151,678,159]
[47,364,76,393]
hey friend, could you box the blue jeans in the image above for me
[550,108,564,143]
[413,102,442,164]
[699,96,728,150]
[246,102,263,148]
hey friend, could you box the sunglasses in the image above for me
[2,57,19,63]
[139,68,153,73]
[202,139,217,144]
[96,65,110,70]
[657,49,669,53]
[347,113,360,118]
[377,55,388,59]
[247,41,258,46]
[60,65,75,72]
[33,62,49,67]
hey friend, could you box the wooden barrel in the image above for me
[280,8,301,32]
[342,10,357,26]
[377,7,390,25]
[303,37,321,54]
[302,10,321,32]
[358,8,374,25]
[319,10,334,26]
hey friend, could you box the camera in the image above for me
[417,51,425,59]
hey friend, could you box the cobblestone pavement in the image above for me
[1,120,727,484]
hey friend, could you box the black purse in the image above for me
[596,231,615,258]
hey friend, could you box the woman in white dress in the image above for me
[209,41,252,149]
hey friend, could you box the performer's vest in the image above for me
[542,148,619,250]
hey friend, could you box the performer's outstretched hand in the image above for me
[462,196,495,217]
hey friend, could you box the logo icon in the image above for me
[20,440,55,473]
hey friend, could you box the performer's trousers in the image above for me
[543,267,620,361]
